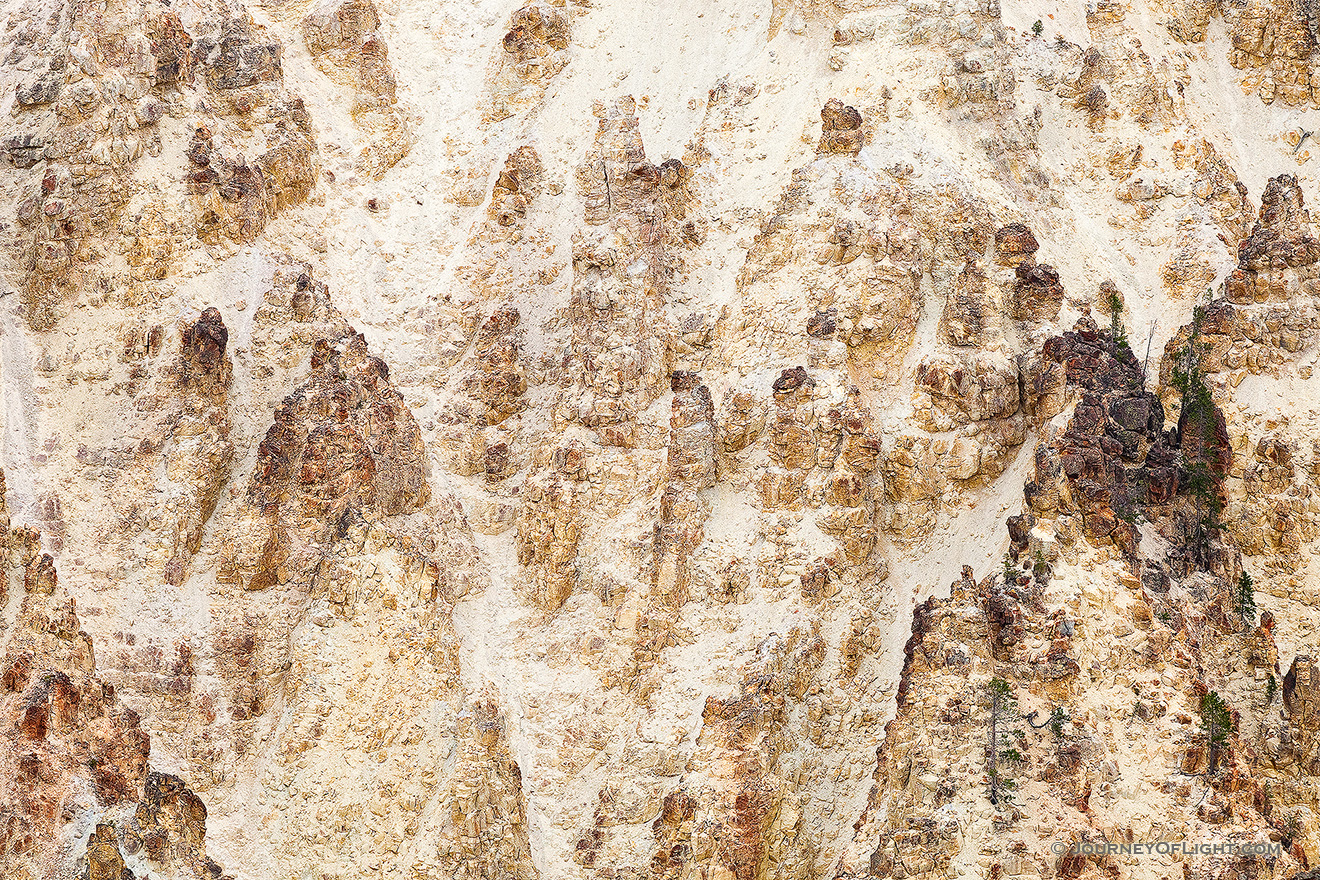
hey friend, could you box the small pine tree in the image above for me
[1048,707,1069,739]
[1199,691,1234,772]
[1236,570,1257,623]
[1032,550,1049,586]
[1032,19,1044,36]
[1002,553,1018,587]
[1172,290,1229,546]
[986,678,1019,805]
[1104,285,1130,355]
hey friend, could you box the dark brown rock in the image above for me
[1283,656,1320,731]
[818,99,864,155]
[1010,263,1064,322]
[806,308,837,339]
[772,366,811,396]
[179,308,232,396]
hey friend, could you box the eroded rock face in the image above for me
[463,305,529,423]
[8,0,316,329]
[1025,318,1224,560]
[487,4,572,123]
[301,0,410,177]
[8,1,1320,879]
[0,498,227,880]
[490,146,544,227]
[994,222,1039,266]
[1238,174,1320,272]
[224,331,429,590]
[436,698,540,880]
[818,98,864,154]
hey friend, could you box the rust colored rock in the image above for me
[994,222,1039,265]
[86,823,127,880]
[670,369,702,392]
[940,261,991,346]
[228,331,429,590]
[800,561,833,598]
[1031,319,1196,562]
[179,308,232,395]
[135,771,210,868]
[656,372,717,572]
[818,99,864,154]
[20,701,49,739]
[0,545,222,879]
[302,0,381,55]
[485,442,512,481]
[3,653,32,692]
[148,11,195,86]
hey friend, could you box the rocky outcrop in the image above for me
[994,222,1039,266]
[1238,174,1320,274]
[301,0,410,177]
[655,370,716,598]
[0,496,228,880]
[817,99,864,155]
[516,465,586,609]
[223,330,429,590]
[489,146,544,227]
[9,0,316,329]
[557,96,694,447]
[436,697,540,880]
[486,4,572,123]
[462,305,528,424]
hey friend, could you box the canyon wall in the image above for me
[2,0,1320,878]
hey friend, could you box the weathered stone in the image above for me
[818,99,864,154]
[994,223,1038,265]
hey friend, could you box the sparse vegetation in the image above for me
[986,678,1020,806]
[1279,812,1302,848]
[1048,706,1069,739]
[1266,673,1278,705]
[1032,19,1044,36]
[1032,550,1049,587]
[1002,553,1020,587]
[1104,284,1131,358]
